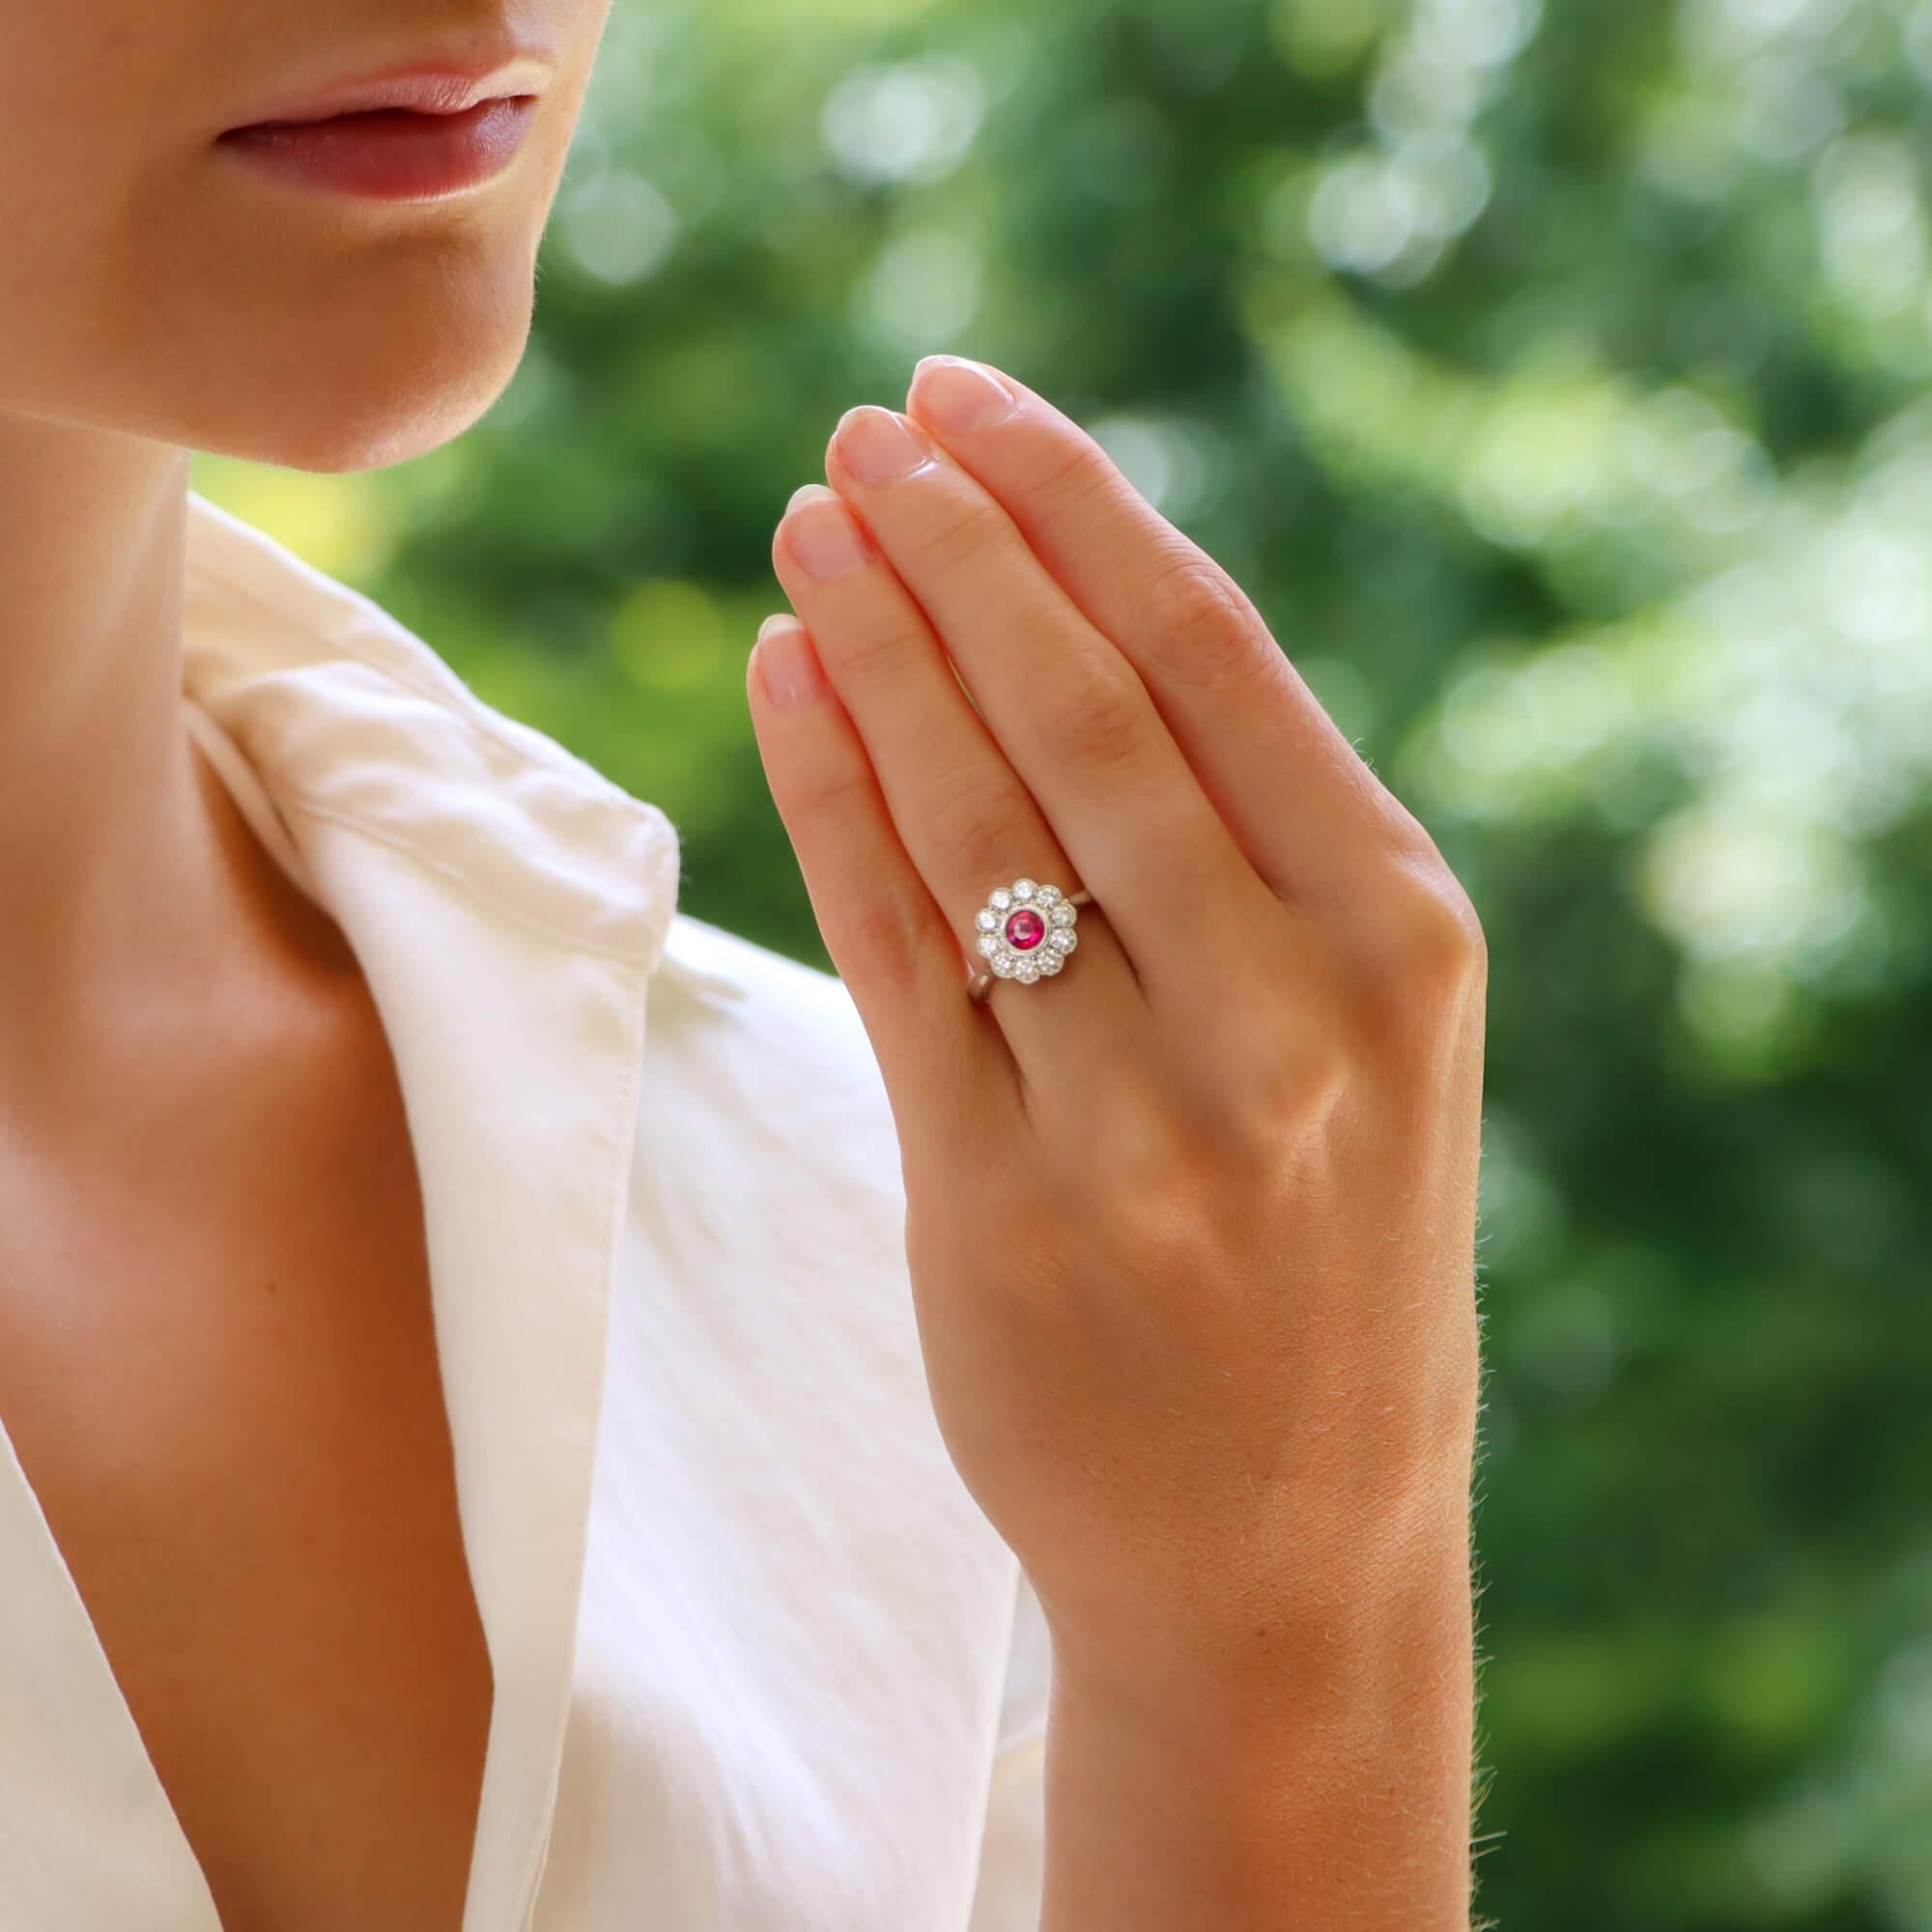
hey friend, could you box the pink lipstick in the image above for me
[215,59,548,203]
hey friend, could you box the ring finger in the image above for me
[770,480,1149,1066]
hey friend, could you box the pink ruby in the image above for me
[1005,908,1046,952]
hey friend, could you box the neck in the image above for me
[0,412,243,1117]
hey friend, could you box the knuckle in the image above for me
[1036,651,1151,775]
[838,886,937,984]
[1376,863,1488,1004]
[920,492,1010,581]
[785,748,878,830]
[1141,547,1275,690]
[1229,1026,1352,1153]
[818,615,928,692]
[924,764,1039,896]
[1026,429,1122,516]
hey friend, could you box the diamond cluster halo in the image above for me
[972,877,1080,986]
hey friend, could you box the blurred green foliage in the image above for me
[193,0,1932,1923]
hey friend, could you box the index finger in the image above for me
[902,355,1431,909]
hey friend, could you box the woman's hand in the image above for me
[747,355,1485,1929]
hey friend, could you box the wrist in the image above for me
[1048,1520,1475,1758]
[1040,1547,1476,1931]
[1041,1456,1475,1727]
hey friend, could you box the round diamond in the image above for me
[1036,884,1063,907]
[990,887,1012,910]
[1038,951,1064,974]
[1012,878,1037,901]
[1049,904,1076,927]
[976,909,999,932]
[1017,962,1041,982]
[1048,928,1076,952]
[992,952,1016,977]
[977,933,999,957]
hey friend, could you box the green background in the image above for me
[193,0,1932,1923]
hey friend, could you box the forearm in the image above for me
[1037,1496,1476,1931]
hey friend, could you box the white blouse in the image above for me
[0,490,1048,1931]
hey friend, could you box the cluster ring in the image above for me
[966,877,1094,1004]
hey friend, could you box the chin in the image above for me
[265,331,532,475]
[245,290,537,475]
[166,225,542,473]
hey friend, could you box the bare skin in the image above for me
[751,366,1483,1921]
[0,742,493,1930]
[0,3,612,1924]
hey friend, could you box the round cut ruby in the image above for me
[1005,908,1046,952]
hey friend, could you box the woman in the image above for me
[0,5,1486,1929]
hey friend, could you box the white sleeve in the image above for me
[965,1561,1051,1931]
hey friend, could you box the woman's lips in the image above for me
[214,95,538,203]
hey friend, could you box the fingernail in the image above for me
[787,482,836,515]
[836,405,939,485]
[912,355,1019,434]
[755,620,827,710]
[785,499,873,580]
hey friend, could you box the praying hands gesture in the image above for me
[746,355,1485,1930]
